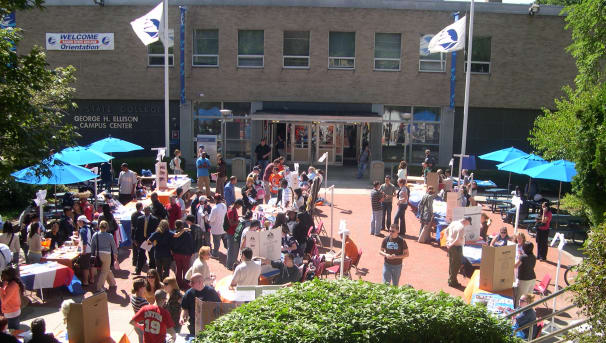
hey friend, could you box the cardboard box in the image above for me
[67,292,111,343]
[194,299,242,333]
[479,244,516,292]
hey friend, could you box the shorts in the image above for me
[80,253,91,269]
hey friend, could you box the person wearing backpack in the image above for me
[77,216,95,287]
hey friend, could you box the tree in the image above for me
[538,0,582,6]
[0,0,79,180]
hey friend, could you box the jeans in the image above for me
[155,256,172,280]
[381,202,392,230]
[383,263,402,286]
[7,316,20,330]
[357,162,368,178]
[448,245,463,285]
[225,234,237,270]
[536,229,549,260]
[212,233,227,257]
[173,253,191,289]
[393,204,408,235]
[28,251,41,264]
[370,210,382,235]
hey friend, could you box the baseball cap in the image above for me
[77,215,90,224]
[464,216,472,224]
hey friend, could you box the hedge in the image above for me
[196,279,520,343]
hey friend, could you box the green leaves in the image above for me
[196,280,519,343]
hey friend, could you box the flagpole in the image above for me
[457,0,474,183]
[164,0,170,158]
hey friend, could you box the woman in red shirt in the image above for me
[535,201,552,261]
[165,196,182,230]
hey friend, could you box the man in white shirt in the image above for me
[280,179,292,209]
[208,194,227,258]
[445,216,471,288]
[176,187,187,219]
[230,247,261,288]
[117,163,138,205]
[285,167,299,190]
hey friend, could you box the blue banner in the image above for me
[179,7,187,104]
[1,12,16,52]
[450,12,459,108]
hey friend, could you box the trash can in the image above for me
[232,157,248,181]
[370,160,385,183]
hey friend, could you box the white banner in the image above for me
[46,33,114,51]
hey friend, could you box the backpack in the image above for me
[169,158,176,171]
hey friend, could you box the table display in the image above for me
[20,261,75,291]
[41,244,80,268]
[463,270,514,316]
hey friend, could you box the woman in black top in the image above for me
[515,242,537,307]
[98,204,118,236]
[241,177,258,213]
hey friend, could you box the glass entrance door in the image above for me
[290,123,311,163]
[315,123,344,165]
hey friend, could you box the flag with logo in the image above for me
[130,1,168,46]
[428,16,466,53]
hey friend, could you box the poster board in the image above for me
[194,299,241,333]
[155,162,168,190]
[67,292,110,343]
[479,244,516,292]
[426,172,439,191]
[446,191,459,221]
[196,135,218,165]
[452,205,482,241]
[243,227,281,261]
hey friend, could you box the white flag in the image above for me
[428,16,466,53]
[130,2,164,46]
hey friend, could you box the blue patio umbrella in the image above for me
[11,158,98,185]
[87,136,143,153]
[497,154,547,174]
[53,146,114,166]
[523,160,577,229]
[479,147,527,163]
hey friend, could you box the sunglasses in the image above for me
[389,230,398,233]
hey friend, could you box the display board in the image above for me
[243,227,281,261]
[452,205,482,241]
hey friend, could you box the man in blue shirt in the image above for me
[180,273,221,337]
[196,152,211,196]
[223,176,237,207]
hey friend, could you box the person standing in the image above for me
[255,138,272,178]
[130,202,144,267]
[369,181,384,236]
[380,176,396,231]
[515,242,537,308]
[26,222,42,264]
[392,178,409,236]
[225,199,242,271]
[223,176,237,208]
[150,192,167,220]
[91,220,118,293]
[230,247,262,288]
[196,152,212,197]
[165,196,182,230]
[423,149,435,172]
[280,179,292,209]
[77,216,95,286]
[147,220,173,280]
[118,163,138,205]
[180,273,221,337]
[263,159,279,203]
[170,149,183,175]
[275,135,285,159]
[185,215,205,265]
[170,220,193,290]
[417,186,436,244]
[535,201,552,261]
[397,161,408,182]
[445,216,471,288]
[215,154,227,196]
[59,206,75,242]
[0,267,24,330]
[208,194,228,258]
[130,290,176,343]
[379,224,409,286]
[134,207,159,275]
[100,162,113,193]
[356,145,370,179]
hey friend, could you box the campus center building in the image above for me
[16,0,575,168]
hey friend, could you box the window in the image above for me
[382,106,412,162]
[328,32,355,69]
[193,29,218,67]
[147,29,174,67]
[465,36,491,74]
[419,34,445,72]
[374,33,401,71]
[238,30,264,68]
[283,31,310,68]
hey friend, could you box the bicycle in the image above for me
[564,261,581,286]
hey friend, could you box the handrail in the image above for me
[514,304,576,333]
[506,286,570,318]
[530,318,590,343]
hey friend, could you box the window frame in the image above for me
[147,29,175,67]
[464,36,492,74]
[237,30,265,69]
[418,34,446,73]
[283,30,311,69]
[192,29,219,68]
[373,32,402,72]
[328,31,356,70]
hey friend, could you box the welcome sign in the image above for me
[46,33,114,51]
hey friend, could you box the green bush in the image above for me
[196,279,519,343]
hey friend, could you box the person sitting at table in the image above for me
[512,294,538,339]
[1,267,23,331]
[45,220,64,251]
[293,188,306,212]
[280,226,303,266]
[280,179,293,209]
[480,213,491,242]
[490,227,511,247]
[286,210,298,234]
[27,222,42,264]
[230,247,261,289]
[324,231,358,267]
[273,213,288,231]
[147,220,173,279]
[185,246,215,287]
[180,273,221,337]
[91,220,118,293]
[0,316,19,343]
[299,173,310,190]
[28,318,60,343]
[0,222,20,266]
[145,269,162,305]
[259,253,301,285]
[78,192,94,222]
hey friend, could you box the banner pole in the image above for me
[457,0,474,182]
[164,0,170,158]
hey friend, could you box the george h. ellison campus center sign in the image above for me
[67,100,179,151]
[46,33,114,51]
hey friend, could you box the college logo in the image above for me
[437,29,459,50]
[143,18,160,39]
[101,36,111,45]
[47,36,57,45]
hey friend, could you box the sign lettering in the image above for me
[46,33,114,51]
